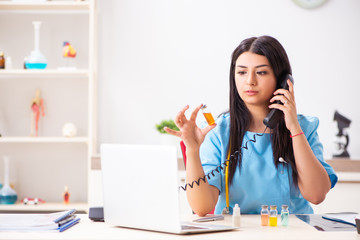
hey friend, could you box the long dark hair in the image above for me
[228,35,298,186]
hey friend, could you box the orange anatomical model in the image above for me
[30,89,45,136]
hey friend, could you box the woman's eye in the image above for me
[237,71,247,75]
[257,71,267,75]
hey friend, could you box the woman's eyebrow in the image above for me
[236,65,247,68]
[255,64,270,68]
[236,64,270,68]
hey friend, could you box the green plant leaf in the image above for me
[155,119,179,134]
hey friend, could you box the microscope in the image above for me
[333,111,351,158]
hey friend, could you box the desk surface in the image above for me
[1,214,359,240]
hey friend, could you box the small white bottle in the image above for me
[232,204,241,227]
[5,56,12,69]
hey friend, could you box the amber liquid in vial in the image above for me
[201,105,215,125]
[63,186,70,204]
[203,113,215,125]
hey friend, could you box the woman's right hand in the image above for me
[164,104,217,151]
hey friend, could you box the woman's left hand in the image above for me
[269,79,302,134]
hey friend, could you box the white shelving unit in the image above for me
[0,202,88,213]
[0,1,90,11]
[0,0,97,212]
[0,137,89,143]
[0,69,89,78]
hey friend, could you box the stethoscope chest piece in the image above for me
[221,206,233,215]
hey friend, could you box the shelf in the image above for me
[326,158,360,172]
[0,1,90,11]
[326,159,360,183]
[0,69,89,78]
[0,202,88,213]
[91,156,185,171]
[0,137,89,143]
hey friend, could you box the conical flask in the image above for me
[0,156,18,204]
[25,21,48,69]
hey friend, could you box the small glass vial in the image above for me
[201,104,215,125]
[63,185,70,204]
[260,205,269,226]
[269,205,278,227]
[281,205,289,226]
[5,56,12,69]
[0,52,5,69]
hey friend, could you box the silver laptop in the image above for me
[101,144,235,234]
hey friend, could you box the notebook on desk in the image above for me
[101,144,235,234]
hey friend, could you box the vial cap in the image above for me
[233,204,240,216]
[270,205,277,210]
[261,205,268,209]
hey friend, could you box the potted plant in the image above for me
[155,119,181,157]
[155,119,179,134]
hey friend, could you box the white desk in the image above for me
[0,214,359,240]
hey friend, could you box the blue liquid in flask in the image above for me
[25,62,47,69]
[0,156,18,204]
[0,193,17,204]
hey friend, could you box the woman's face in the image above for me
[234,51,277,108]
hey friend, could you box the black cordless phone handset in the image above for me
[263,74,294,129]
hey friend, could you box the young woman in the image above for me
[165,36,337,216]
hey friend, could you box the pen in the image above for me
[193,215,224,222]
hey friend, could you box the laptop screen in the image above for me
[101,144,182,233]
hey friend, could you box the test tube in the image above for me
[201,105,215,125]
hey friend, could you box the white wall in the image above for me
[98,0,360,159]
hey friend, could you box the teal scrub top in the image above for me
[199,113,338,214]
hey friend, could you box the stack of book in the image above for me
[0,209,79,232]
